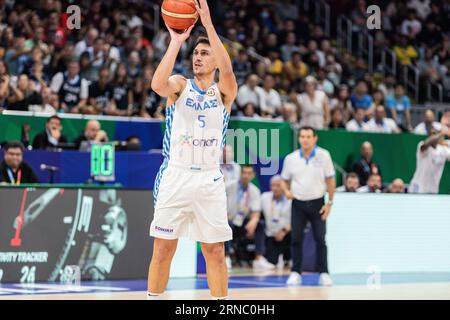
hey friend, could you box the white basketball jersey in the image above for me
[163,79,230,168]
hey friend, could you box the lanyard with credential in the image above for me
[238,183,250,214]
[271,195,286,223]
[7,168,21,185]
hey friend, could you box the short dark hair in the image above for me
[4,141,25,152]
[346,172,359,181]
[241,164,254,171]
[47,115,61,123]
[298,126,317,137]
[194,36,210,48]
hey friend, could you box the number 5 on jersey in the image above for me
[198,115,206,128]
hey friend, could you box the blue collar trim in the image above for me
[190,79,208,95]
[299,145,317,164]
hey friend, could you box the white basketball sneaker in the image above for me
[319,273,333,286]
[252,256,276,270]
[286,271,302,286]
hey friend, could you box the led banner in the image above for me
[0,187,153,283]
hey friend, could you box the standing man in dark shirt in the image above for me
[32,115,68,150]
[0,141,39,184]
[351,141,382,186]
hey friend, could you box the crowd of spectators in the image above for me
[1,0,450,135]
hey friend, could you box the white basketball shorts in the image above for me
[150,162,232,243]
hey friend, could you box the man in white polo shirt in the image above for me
[409,129,450,194]
[281,126,336,286]
[225,164,274,270]
[261,175,292,268]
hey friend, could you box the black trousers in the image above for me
[291,198,328,274]
[265,233,291,265]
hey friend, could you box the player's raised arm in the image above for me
[151,24,195,97]
[195,0,237,109]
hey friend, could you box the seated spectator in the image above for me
[32,115,68,150]
[346,108,367,132]
[240,103,260,118]
[140,66,163,119]
[260,74,282,118]
[280,32,299,62]
[414,109,443,135]
[386,84,412,131]
[225,165,272,270]
[393,35,418,66]
[336,172,360,192]
[236,74,263,111]
[221,145,241,189]
[295,76,330,129]
[232,49,252,86]
[316,67,335,97]
[0,141,38,184]
[357,173,383,193]
[283,51,308,84]
[330,84,353,123]
[111,63,133,117]
[267,50,284,76]
[350,80,373,116]
[400,9,422,38]
[377,74,396,99]
[6,74,41,111]
[370,89,385,119]
[50,60,89,113]
[351,141,382,186]
[329,108,345,130]
[82,37,106,82]
[73,119,109,150]
[28,87,58,113]
[364,105,400,134]
[125,136,141,151]
[417,48,446,83]
[261,175,292,268]
[86,66,115,115]
[385,178,405,193]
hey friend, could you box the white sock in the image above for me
[147,291,164,300]
[211,295,228,300]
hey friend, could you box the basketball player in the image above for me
[147,0,237,300]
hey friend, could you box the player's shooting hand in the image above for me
[166,23,195,44]
[195,0,213,28]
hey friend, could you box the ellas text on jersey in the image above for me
[186,98,219,111]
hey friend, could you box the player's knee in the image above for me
[202,243,225,264]
[152,244,176,263]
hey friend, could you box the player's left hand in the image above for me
[319,203,332,221]
[195,0,213,28]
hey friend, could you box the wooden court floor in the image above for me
[1,270,449,300]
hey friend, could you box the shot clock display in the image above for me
[0,187,153,283]
[90,143,115,182]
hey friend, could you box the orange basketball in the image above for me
[161,0,199,31]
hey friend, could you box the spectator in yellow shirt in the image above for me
[268,51,283,75]
[393,36,418,65]
[284,51,309,83]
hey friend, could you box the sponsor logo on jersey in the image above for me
[178,133,218,147]
[186,98,218,111]
[206,88,215,97]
